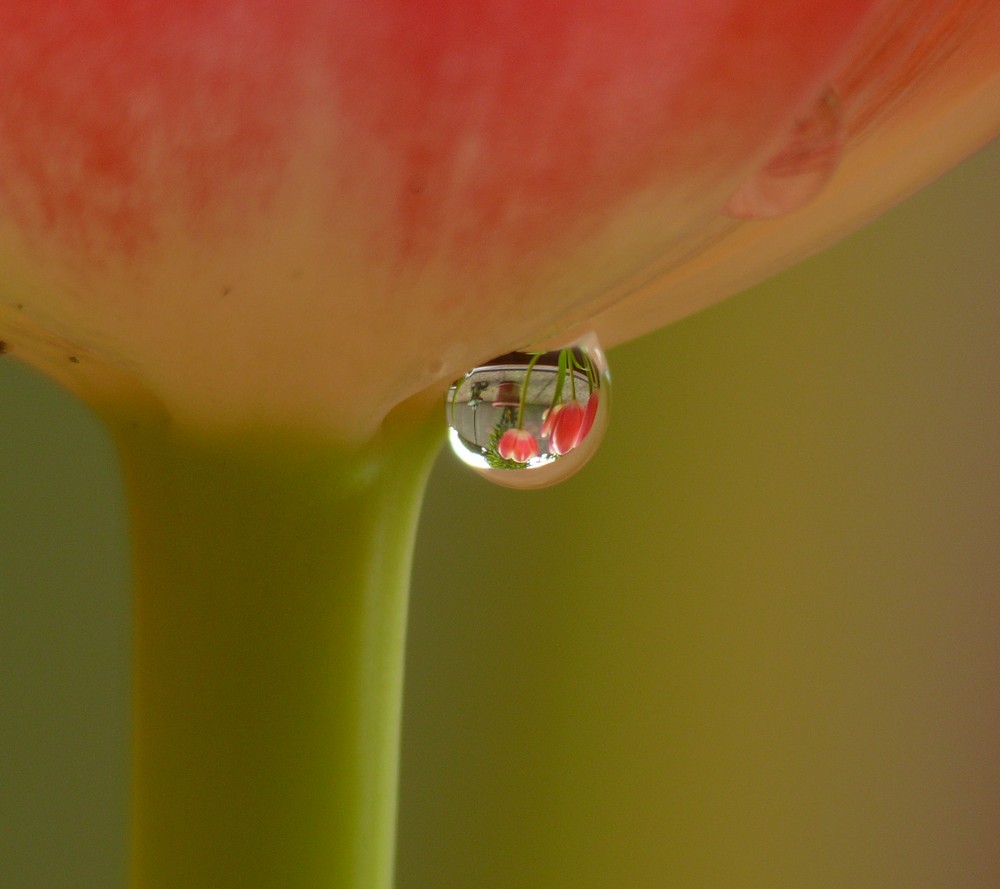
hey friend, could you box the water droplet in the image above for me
[446,335,610,489]
[725,89,845,220]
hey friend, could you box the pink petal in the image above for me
[551,401,586,455]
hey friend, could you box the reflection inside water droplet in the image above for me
[725,89,845,220]
[446,335,610,489]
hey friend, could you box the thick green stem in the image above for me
[110,410,441,889]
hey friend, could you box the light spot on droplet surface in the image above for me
[725,89,845,220]
[446,335,610,489]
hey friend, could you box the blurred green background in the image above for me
[2,139,998,889]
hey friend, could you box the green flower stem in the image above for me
[108,407,441,889]
[516,352,543,426]
[551,349,567,409]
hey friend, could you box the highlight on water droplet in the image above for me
[446,334,610,489]
[725,89,845,220]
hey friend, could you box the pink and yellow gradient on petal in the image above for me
[0,1,996,441]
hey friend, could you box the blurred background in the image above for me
[2,138,998,889]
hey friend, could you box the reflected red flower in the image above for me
[540,408,556,440]
[580,394,599,441]
[498,428,539,463]
[547,401,587,455]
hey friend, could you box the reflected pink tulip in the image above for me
[580,394,600,442]
[498,428,540,463]
[547,402,587,456]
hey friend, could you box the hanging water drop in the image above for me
[725,89,845,219]
[446,334,611,489]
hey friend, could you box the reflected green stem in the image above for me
[517,351,543,428]
[109,410,441,889]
